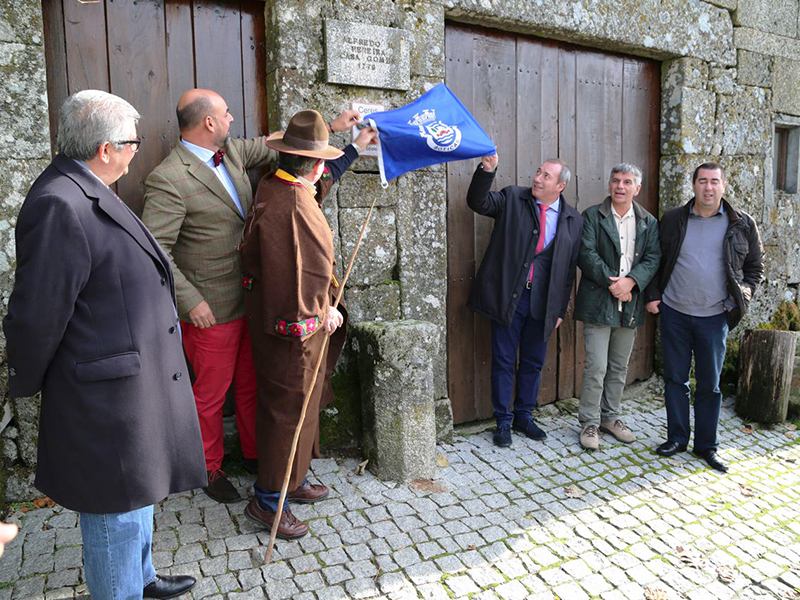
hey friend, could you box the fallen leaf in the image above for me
[33,496,55,509]
[739,485,756,497]
[644,589,668,600]
[355,459,369,476]
[20,507,29,513]
[786,433,795,440]
[787,424,798,431]
[780,590,800,599]
[740,427,754,435]
[676,545,707,569]
[564,485,584,498]
[716,565,736,583]
[467,544,477,550]
[409,479,448,493]
[436,453,450,468]
[785,457,797,464]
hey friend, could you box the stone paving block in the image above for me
[417,582,450,600]
[445,575,480,597]
[552,581,590,600]
[190,577,219,599]
[13,575,45,599]
[264,579,299,600]
[45,569,79,590]
[214,573,239,594]
[345,577,380,598]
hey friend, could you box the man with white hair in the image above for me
[573,164,660,450]
[3,90,206,599]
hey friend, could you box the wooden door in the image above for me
[446,24,660,424]
[42,0,268,215]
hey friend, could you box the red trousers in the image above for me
[181,317,257,471]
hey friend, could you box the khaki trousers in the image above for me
[578,323,637,427]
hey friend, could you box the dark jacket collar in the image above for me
[683,197,741,225]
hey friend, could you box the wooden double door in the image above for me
[42,0,268,215]
[445,24,661,424]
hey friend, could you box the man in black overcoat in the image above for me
[3,90,207,599]
[467,153,582,447]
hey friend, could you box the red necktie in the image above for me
[528,203,549,284]
[213,148,226,167]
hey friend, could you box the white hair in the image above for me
[57,90,140,160]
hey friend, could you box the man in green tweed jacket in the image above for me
[142,88,360,502]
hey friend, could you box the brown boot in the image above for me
[289,481,329,504]
[244,498,308,539]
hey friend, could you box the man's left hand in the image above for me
[353,126,379,151]
[608,276,636,300]
[330,109,361,133]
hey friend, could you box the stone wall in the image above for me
[0,1,51,508]
[2,0,800,503]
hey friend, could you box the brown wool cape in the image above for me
[240,170,346,492]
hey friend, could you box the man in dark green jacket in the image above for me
[574,164,660,450]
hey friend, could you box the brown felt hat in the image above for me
[265,110,344,160]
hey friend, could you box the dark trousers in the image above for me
[491,288,547,425]
[660,302,729,452]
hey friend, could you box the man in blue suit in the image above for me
[466,154,582,447]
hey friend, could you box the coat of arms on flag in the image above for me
[366,83,495,187]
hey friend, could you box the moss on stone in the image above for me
[320,359,363,455]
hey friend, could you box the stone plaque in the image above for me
[325,19,411,91]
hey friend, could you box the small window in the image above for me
[774,125,799,194]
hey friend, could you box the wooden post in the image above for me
[736,329,798,424]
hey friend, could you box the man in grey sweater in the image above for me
[644,163,763,473]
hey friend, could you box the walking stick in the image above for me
[264,193,379,565]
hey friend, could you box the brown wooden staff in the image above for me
[264,193,379,565]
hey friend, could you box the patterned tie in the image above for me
[213,148,226,167]
[528,203,549,285]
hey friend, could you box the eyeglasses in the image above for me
[112,139,142,153]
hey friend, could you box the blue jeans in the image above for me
[80,505,156,600]
[491,288,548,425]
[254,481,301,512]
[660,302,729,452]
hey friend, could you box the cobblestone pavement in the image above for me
[3,378,800,599]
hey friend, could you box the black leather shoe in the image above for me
[513,418,547,441]
[203,469,241,503]
[694,449,728,473]
[655,441,687,457]
[493,423,512,447]
[143,575,196,599]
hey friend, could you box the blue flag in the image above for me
[367,83,496,187]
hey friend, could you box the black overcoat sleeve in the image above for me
[3,194,91,397]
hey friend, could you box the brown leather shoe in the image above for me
[203,469,241,503]
[288,481,329,504]
[244,498,308,539]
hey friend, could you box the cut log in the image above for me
[736,329,798,424]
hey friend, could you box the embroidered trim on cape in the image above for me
[275,316,320,338]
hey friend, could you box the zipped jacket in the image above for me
[643,198,763,328]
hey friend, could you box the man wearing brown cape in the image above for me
[240,110,377,538]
